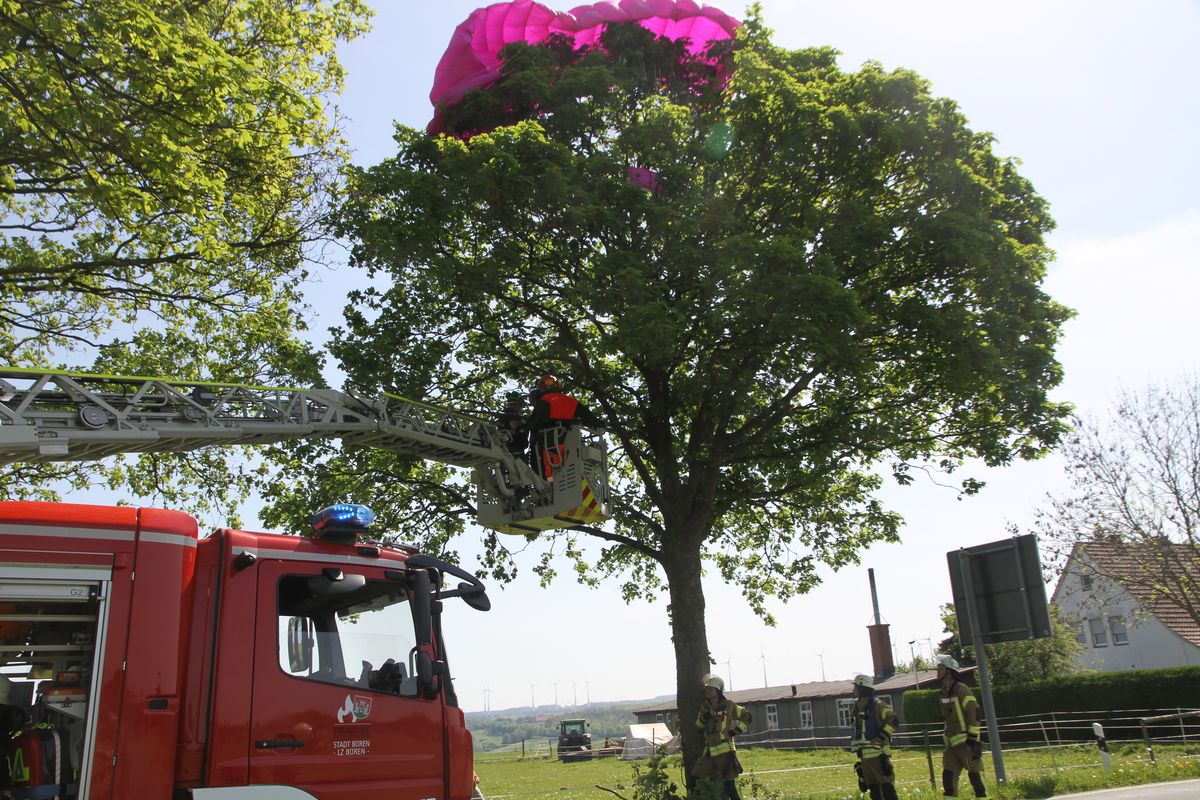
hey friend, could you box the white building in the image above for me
[1052,541,1200,671]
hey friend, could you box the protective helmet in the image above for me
[853,674,874,689]
[536,374,559,390]
[935,653,960,672]
[702,673,724,691]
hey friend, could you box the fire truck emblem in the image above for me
[337,694,372,723]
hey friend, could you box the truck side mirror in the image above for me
[408,569,433,646]
[286,616,314,673]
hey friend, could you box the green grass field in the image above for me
[475,742,1200,800]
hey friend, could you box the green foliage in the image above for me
[937,602,1084,686]
[0,0,370,515]
[902,665,1200,724]
[312,6,1071,607]
[630,753,684,800]
[294,9,1071,767]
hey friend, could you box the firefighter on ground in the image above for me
[937,653,987,799]
[850,673,900,800]
[527,374,601,479]
[690,673,751,800]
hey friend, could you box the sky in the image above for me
[149,1,1200,715]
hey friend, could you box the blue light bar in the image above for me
[310,503,376,535]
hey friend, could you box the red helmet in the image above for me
[536,374,559,390]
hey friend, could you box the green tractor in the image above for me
[557,718,593,762]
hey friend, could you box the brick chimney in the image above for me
[868,568,895,680]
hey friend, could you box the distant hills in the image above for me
[466,696,675,750]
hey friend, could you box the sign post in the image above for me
[946,534,1053,786]
[956,549,1007,783]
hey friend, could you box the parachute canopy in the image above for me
[429,0,740,133]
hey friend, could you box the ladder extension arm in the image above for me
[0,368,609,535]
[0,368,514,469]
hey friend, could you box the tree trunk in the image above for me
[662,539,710,779]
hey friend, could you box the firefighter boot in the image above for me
[968,772,987,798]
[942,769,958,798]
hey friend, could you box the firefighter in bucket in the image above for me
[527,374,601,480]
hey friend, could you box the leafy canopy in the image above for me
[265,12,1072,769]
[297,14,1070,615]
[0,0,370,519]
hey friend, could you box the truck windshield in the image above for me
[276,574,419,694]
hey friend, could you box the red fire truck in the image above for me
[0,500,490,800]
[0,369,613,799]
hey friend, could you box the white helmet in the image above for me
[702,673,725,691]
[935,653,960,672]
[853,674,874,689]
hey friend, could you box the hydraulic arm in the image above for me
[0,368,609,534]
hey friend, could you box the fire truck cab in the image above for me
[0,500,486,800]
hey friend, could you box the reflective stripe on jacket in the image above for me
[851,694,897,758]
[941,680,980,746]
[695,697,750,757]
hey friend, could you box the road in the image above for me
[1051,779,1200,799]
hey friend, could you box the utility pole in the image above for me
[815,653,826,682]
[759,651,768,688]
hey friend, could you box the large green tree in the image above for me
[269,14,1071,771]
[0,0,370,517]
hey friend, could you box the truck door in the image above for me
[0,566,111,800]
[249,559,446,799]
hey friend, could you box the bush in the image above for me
[902,665,1200,724]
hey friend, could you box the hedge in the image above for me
[901,665,1200,724]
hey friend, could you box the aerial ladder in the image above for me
[0,367,610,535]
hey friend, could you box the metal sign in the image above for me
[948,534,1052,645]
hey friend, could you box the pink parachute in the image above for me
[429,0,740,133]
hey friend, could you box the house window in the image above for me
[799,701,813,730]
[656,713,664,722]
[1109,615,1129,645]
[766,704,779,731]
[837,698,855,728]
[878,694,892,710]
[1088,616,1108,647]
[1076,622,1087,646]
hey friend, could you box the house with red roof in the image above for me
[1051,540,1200,671]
